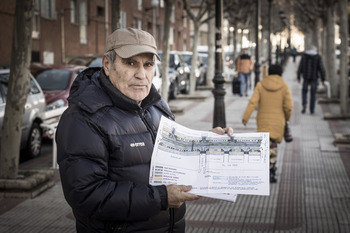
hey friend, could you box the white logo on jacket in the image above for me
[130,142,145,147]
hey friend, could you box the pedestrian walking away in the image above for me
[241,64,293,183]
[297,45,326,114]
[291,47,297,63]
[55,27,233,233]
[236,48,254,97]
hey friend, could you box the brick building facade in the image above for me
[0,0,191,67]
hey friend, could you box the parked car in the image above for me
[68,55,103,68]
[153,60,162,93]
[180,51,205,87]
[0,69,46,158]
[198,52,208,85]
[158,51,190,99]
[33,65,86,111]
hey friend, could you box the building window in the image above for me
[138,0,142,11]
[97,6,104,17]
[170,5,175,23]
[70,0,78,24]
[169,27,174,45]
[137,19,142,30]
[31,51,40,63]
[79,1,87,44]
[120,11,126,28]
[40,0,56,19]
[133,18,142,29]
[32,0,40,38]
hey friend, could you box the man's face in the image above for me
[103,53,155,102]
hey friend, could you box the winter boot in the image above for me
[301,105,306,114]
[284,122,293,143]
[270,163,277,183]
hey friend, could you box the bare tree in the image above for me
[160,0,174,102]
[294,0,339,99]
[224,0,255,59]
[0,0,34,179]
[206,2,215,87]
[338,0,349,115]
[324,1,337,98]
[183,0,211,95]
[111,0,121,31]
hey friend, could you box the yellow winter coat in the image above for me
[242,75,293,143]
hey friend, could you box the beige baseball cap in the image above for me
[105,27,160,60]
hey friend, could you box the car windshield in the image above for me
[68,57,93,66]
[88,57,102,67]
[199,55,208,64]
[157,52,176,68]
[36,69,71,90]
[182,54,192,65]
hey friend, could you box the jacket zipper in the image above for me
[139,109,175,232]
[169,208,175,233]
[138,109,156,142]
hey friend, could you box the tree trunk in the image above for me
[207,6,215,88]
[321,23,328,77]
[233,21,238,66]
[0,0,34,179]
[189,22,200,95]
[338,0,349,114]
[111,0,121,31]
[326,5,337,99]
[160,0,173,102]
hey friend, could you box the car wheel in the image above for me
[26,122,42,158]
[169,81,178,100]
[181,79,190,94]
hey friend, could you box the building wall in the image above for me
[0,2,16,67]
[0,0,190,67]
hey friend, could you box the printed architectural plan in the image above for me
[149,116,270,202]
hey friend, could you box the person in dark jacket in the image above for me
[297,45,326,114]
[56,27,233,233]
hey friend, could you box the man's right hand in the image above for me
[166,185,200,208]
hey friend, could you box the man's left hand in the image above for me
[210,127,234,136]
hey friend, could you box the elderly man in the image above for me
[56,27,233,233]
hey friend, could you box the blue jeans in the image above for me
[239,72,250,95]
[302,79,318,113]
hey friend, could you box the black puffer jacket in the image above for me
[297,51,325,82]
[56,68,185,233]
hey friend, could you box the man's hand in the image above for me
[210,127,234,136]
[167,185,200,208]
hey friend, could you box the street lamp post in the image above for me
[254,0,261,86]
[212,0,226,128]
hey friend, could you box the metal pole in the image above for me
[212,0,226,128]
[254,0,261,86]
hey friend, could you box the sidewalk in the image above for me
[0,57,349,233]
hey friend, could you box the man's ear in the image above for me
[102,56,111,76]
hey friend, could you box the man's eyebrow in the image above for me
[121,58,137,64]
[146,60,155,65]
